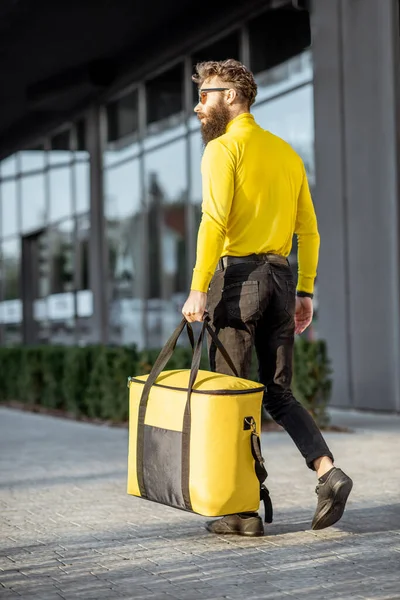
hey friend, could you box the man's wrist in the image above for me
[296,290,314,299]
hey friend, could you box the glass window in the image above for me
[144,138,187,346]
[104,90,140,166]
[1,154,18,178]
[75,215,92,345]
[75,119,89,161]
[252,84,315,186]
[76,214,90,291]
[189,32,241,130]
[49,219,74,295]
[189,131,203,206]
[0,238,22,345]
[105,159,145,347]
[20,145,46,172]
[49,166,72,222]
[107,90,139,142]
[104,137,141,167]
[249,8,311,77]
[1,179,19,237]
[145,64,185,147]
[49,129,71,165]
[36,230,51,299]
[47,220,75,345]
[1,238,20,300]
[21,173,46,233]
[253,51,313,104]
[189,131,204,268]
[74,161,90,213]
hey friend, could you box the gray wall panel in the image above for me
[312,0,352,407]
[312,0,400,411]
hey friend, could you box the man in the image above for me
[182,59,352,537]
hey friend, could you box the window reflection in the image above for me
[76,215,92,345]
[76,215,90,291]
[144,139,187,346]
[47,220,75,344]
[253,51,312,105]
[75,119,89,161]
[36,230,50,299]
[144,64,185,149]
[147,64,184,127]
[2,238,20,300]
[249,8,310,89]
[1,180,19,237]
[143,122,186,152]
[49,166,72,222]
[105,159,145,346]
[107,90,139,142]
[22,230,50,344]
[252,84,315,185]
[104,136,141,167]
[105,90,140,166]
[21,173,46,233]
[49,129,71,165]
[1,154,18,178]
[20,147,46,173]
[74,161,90,213]
[189,131,203,205]
[0,238,22,344]
[189,131,204,269]
[49,220,74,295]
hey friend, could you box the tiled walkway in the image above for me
[0,407,399,600]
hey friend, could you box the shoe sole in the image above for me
[205,524,264,537]
[312,478,353,530]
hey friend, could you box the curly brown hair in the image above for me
[192,59,258,107]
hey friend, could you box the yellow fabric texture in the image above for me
[127,369,264,517]
[191,113,320,294]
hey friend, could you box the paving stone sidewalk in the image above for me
[0,406,399,600]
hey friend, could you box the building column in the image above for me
[87,105,109,344]
[312,0,400,411]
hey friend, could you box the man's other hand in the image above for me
[295,296,313,335]
[182,291,208,323]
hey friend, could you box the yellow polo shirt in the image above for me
[191,112,319,295]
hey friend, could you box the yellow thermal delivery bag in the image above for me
[127,317,273,522]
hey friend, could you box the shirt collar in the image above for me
[226,112,255,132]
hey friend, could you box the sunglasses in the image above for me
[198,87,230,104]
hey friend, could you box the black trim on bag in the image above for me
[181,403,192,511]
[129,377,265,396]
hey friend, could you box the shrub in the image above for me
[0,336,333,427]
[292,337,332,428]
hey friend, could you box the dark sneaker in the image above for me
[312,467,353,530]
[206,514,264,537]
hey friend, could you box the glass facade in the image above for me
[0,8,314,348]
[0,122,91,345]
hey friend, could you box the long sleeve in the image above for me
[190,140,235,292]
[295,163,320,294]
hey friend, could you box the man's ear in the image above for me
[226,88,237,105]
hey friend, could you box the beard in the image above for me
[200,99,231,145]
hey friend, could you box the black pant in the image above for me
[206,255,334,470]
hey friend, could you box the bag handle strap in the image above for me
[140,316,238,410]
[186,316,238,407]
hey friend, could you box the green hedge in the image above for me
[0,338,332,427]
